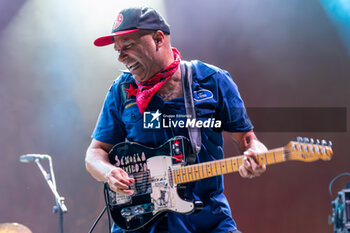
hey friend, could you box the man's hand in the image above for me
[231,131,268,179]
[238,139,267,179]
[107,167,135,195]
[85,139,135,195]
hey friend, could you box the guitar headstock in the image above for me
[284,137,333,162]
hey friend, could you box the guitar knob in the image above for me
[297,136,302,142]
[310,138,314,144]
[321,140,327,146]
[134,206,145,214]
[316,139,320,145]
[303,137,309,143]
[121,208,132,217]
[328,141,332,147]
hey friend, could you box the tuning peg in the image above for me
[328,141,332,147]
[310,138,314,144]
[321,139,327,146]
[297,144,302,150]
[297,136,302,142]
[315,146,320,153]
[316,139,320,145]
[303,137,309,143]
[309,145,314,152]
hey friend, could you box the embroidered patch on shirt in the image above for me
[193,89,213,101]
[125,102,137,109]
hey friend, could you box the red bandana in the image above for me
[133,48,181,114]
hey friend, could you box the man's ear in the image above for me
[153,30,165,47]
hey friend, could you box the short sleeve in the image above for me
[91,81,126,144]
[216,70,253,132]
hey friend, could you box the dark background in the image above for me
[0,0,349,232]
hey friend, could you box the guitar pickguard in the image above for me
[147,156,194,214]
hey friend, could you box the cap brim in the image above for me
[94,29,140,47]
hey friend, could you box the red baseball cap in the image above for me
[94,7,170,47]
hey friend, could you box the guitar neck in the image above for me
[172,148,285,184]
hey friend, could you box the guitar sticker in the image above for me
[172,140,184,162]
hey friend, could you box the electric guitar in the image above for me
[105,136,333,231]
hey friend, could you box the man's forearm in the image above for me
[85,147,115,182]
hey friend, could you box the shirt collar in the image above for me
[191,60,217,81]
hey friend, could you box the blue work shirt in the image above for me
[92,60,253,233]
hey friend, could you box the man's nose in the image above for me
[117,50,127,62]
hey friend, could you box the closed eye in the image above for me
[124,43,133,50]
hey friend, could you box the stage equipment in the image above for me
[329,173,350,233]
[20,154,67,233]
[0,222,32,233]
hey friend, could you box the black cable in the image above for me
[87,183,113,233]
[88,206,107,233]
[329,172,350,200]
[104,182,112,233]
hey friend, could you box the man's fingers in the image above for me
[239,159,252,178]
[113,178,130,190]
[249,157,258,170]
[110,184,134,195]
[238,166,247,177]
[239,143,268,179]
[243,156,254,172]
[255,164,267,176]
[240,155,267,178]
[120,170,135,184]
[108,177,134,195]
[110,168,134,184]
[107,168,135,195]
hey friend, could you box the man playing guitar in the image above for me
[85,7,267,233]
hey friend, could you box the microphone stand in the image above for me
[35,157,67,233]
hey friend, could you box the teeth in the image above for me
[127,62,138,71]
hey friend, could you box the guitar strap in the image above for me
[180,61,201,164]
[118,62,201,163]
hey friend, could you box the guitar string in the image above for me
[117,161,242,189]
[117,149,295,187]
[112,147,326,190]
[118,156,249,188]
[116,162,285,190]
[114,168,187,189]
[121,158,286,188]
[120,150,282,181]
[120,152,278,181]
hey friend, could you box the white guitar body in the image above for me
[147,156,194,214]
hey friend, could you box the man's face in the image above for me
[114,31,161,82]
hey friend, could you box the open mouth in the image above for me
[126,62,140,72]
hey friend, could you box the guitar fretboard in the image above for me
[172,148,285,184]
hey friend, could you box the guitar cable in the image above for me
[87,183,112,233]
[88,206,107,233]
[329,172,350,200]
[104,182,112,233]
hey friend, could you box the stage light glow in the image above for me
[0,0,166,136]
[320,0,350,55]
